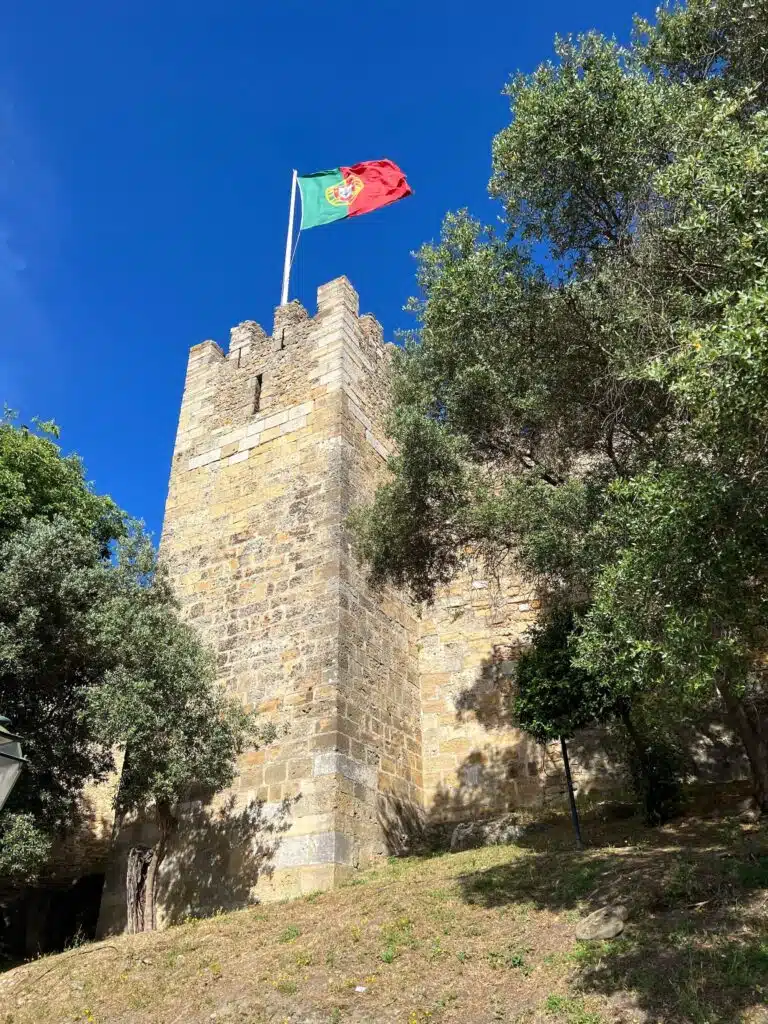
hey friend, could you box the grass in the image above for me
[1,803,767,1023]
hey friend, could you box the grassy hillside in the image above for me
[2,801,767,1024]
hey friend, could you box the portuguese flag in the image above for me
[298,159,412,230]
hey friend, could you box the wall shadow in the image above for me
[157,795,296,925]
[432,646,749,838]
[98,794,297,934]
[455,813,768,1023]
[377,793,428,856]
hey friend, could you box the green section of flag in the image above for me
[298,169,347,230]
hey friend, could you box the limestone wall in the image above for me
[333,288,423,864]
[419,570,543,822]
[99,278,425,931]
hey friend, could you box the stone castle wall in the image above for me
[98,278,428,931]
[99,276,694,930]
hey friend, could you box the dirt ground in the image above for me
[2,798,767,1024]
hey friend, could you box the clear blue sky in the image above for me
[2,0,656,540]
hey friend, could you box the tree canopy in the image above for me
[0,416,253,920]
[352,0,768,810]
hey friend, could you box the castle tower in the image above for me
[96,277,632,934]
[158,277,422,903]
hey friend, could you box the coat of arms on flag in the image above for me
[325,172,365,208]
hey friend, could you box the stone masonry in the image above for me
[158,277,423,893]
[98,277,621,931]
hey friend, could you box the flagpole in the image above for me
[281,169,298,306]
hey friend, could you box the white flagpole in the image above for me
[281,169,298,306]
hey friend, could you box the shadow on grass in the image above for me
[458,815,768,1023]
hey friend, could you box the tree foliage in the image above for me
[512,610,614,744]
[0,417,254,913]
[352,0,768,810]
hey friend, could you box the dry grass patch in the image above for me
[1,807,767,1023]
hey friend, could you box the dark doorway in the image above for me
[0,873,105,962]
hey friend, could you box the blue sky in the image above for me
[2,0,656,540]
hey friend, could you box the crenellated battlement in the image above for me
[170,278,396,472]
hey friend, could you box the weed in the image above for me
[569,938,629,965]
[380,916,415,958]
[487,945,531,974]
[543,994,602,1023]
[434,992,459,1009]
[555,863,604,902]
[294,952,313,967]
[278,925,300,943]
[273,977,298,995]
[378,916,416,964]
[64,926,88,951]
[428,938,449,961]
[329,1010,342,1024]
[665,860,699,901]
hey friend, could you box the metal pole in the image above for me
[560,735,584,849]
[280,169,298,306]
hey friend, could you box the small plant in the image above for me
[408,1011,433,1024]
[736,855,768,890]
[274,977,298,995]
[379,915,414,963]
[329,1010,342,1024]
[64,926,88,951]
[544,994,602,1023]
[487,945,531,973]
[278,925,301,943]
[428,937,449,961]
[294,951,313,967]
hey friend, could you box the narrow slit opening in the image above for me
[253,373,263,414]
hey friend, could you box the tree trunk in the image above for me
[126,846,152,935]
[125,801,177,933]
[144,800,177,931]
[617,703,651,782]
[617,703,645,763]
[560,736,583,849]
[716,676,768,812]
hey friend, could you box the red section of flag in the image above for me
[342,159,412,218]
